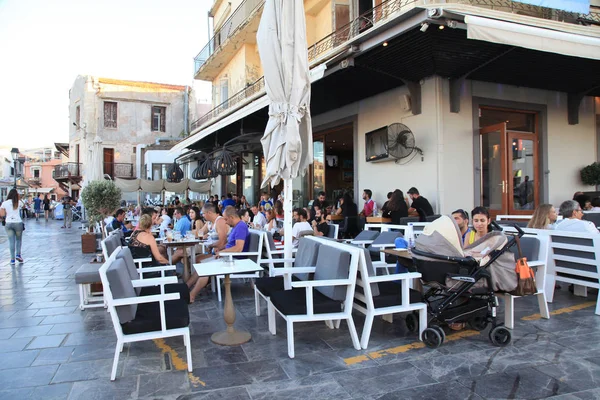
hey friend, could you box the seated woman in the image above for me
[170,207,205,265]
[384,189,409,224]
[265,210,278,233]
[463,206,492,247]
[527,204,558,229]
[128,214,170,266]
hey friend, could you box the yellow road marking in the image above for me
[521,301,596,321]
[344,330,481,366]
[153,338,206,387]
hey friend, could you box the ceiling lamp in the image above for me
[213,147,237,176]
[191,159,203,180]
[166,161,184,183]
[198,155,218,179]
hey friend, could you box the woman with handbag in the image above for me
[0,189,25,265]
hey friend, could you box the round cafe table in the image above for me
[162,238,201,281]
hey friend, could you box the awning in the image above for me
[113,178,213,194]
[464,15,600,60]
[31,187,55,194]
[169,63,327,155]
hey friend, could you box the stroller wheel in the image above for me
[422,328,443,349]
[432,325,446,344]
[468,317,489,332]
[405,313,419,333]
[489,325,511,347]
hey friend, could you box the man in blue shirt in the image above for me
[216,206,249,257]
[33,195,43,221]
[173,207,191,236]
[111,209,133,237]
[221,193,236,209]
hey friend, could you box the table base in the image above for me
[211,329,251,346]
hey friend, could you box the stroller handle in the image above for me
[411,248,479,267]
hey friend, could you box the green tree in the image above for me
[81,180,122,225]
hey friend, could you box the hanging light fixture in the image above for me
[191,159,203,180]
[198,155,218,179]
[166,161,184,183]
[213,147,237,176]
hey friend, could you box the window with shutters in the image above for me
[75,105,80,127]
[151,106,166,132]
[104,102,118,128]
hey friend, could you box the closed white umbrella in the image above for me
[257,0,312,260]
[87,135,104,183]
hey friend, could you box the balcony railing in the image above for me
[190,77,265,131]
[194,0,265,76]
[104,163,134,179]
[189,0,599,133]
[53,163,82,179]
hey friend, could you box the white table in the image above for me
[193,258,263,346]
[163,239,202,281]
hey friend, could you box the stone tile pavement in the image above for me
[1,220,600,399]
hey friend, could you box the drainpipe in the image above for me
[183,86,189,136]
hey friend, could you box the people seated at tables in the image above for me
[128,214,170,265]
[274,200,284,221]
[313,191,329,213]
[335,192,358,218]
[239,195,250,210]
[591,197,600,212]
[311,207,330,237]
[238,209,251,227]
[464,206,492,246]
[574,194,592,211]
[171,206,205,265]
[172,196,181,206]
[250,204,267,228]
[111,209,133,237]
[221,193,236,209]
[555,200,599,234]
[407,187,434,217]
[188,206,249,302]
[527,204,558,229]
[157,208,172,233]
[291,208,312,246]
[384,189,409,224]
[265,210,279,233]
[451,209,471,244]
[360,189,377,217]
[173,207,191,236]
[152,207,162,226]
[381,192,393,217]
[259,192,273,211]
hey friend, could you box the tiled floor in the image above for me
[1,220,600,399]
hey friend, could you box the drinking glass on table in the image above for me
[174,231,182,241]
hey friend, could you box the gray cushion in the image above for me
[116,247,141,296]
[508,237,540,262]
[106,258,138,324]
[294,238,321,280]
[354,230,379,242]
[371,231,402,247]
[104,234,121,259]
[246,231,261,262]
[266,232,277,252]
[361,249,380,297]
[326,224,337,239]
[75,263,101,284]
[314,246,351,301]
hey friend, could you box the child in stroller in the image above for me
[408,215,521,348]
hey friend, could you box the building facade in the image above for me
[59,76,194,198]
[22,147,67,200]
[177,0,600,216]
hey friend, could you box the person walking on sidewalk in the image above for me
[61,195,74,228]
[43,194,51,222]
[0,189,25,265]
[33,194,42,221]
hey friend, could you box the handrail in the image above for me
[53,163,82,178]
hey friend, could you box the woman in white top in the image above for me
[0,189,25,264]
[158,208,172,233]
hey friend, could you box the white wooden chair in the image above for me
[101,233,153,275]
[504,235,550,329]
[353,248,427,348]
[98,250,192,380]
[266,236,362,358]
[215,228,265,302]
[326,223,339,239]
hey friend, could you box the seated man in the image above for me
[173,207,191,236]
[555,200,599,234]
[111,209,133,237]
[451,209,471,245]
[407,187,434,217]
[250,204,267,229]
[188,206,248,302]
[360,189,377,217]
[311,207,330,237]
[291,208,312,246]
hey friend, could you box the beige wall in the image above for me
[313,76,598,214]
[213,44,263,106]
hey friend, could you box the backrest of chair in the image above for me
[426,215,441,222]
[360,248,380,297]
[583,213,600,228]
[497,220,529,228]
[354,230,380,242]
[265,231,277,252]
[313,245,352,301]
[343,216,359,235]
[293,238,321,280]
[399,217,419,225]
[508,236,540,261]
[102,233,121,260]
[298,230,314,238]
[115,247,141,295]
[246,229,263,262]
[548,230,600,281]
[105,258,138,324]
[371,231,402,247]
[326,224,339,239]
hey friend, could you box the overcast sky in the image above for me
[0,0,212,149]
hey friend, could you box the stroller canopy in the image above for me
[416,215,464,257]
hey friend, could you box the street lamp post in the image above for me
[10,147,19,190]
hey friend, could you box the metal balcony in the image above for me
[53,163,82,180]
[104,163,134,179]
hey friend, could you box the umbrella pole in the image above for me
[283,178,293,265]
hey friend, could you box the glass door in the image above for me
[313,140,325,200]
[480,123,508,219]
[508,133,538,213]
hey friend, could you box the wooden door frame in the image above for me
[480,123,508,219]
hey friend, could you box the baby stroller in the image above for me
[408,215,522,348]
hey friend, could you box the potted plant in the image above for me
[80,180,122,253]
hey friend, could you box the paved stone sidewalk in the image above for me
[1,220,600,399]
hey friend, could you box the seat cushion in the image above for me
[269,288,342,315]
[255,276,285,297]
[140,283,191,304]
[313,246,351,301]
[354,230,380,242]
[120,298,189,335]
[371,281,422,309]
[75,263,101,284]
[106,258,138,324]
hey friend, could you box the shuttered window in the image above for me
[151,106,166,132]
[104,102,118,128]
[75,105,80,127]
